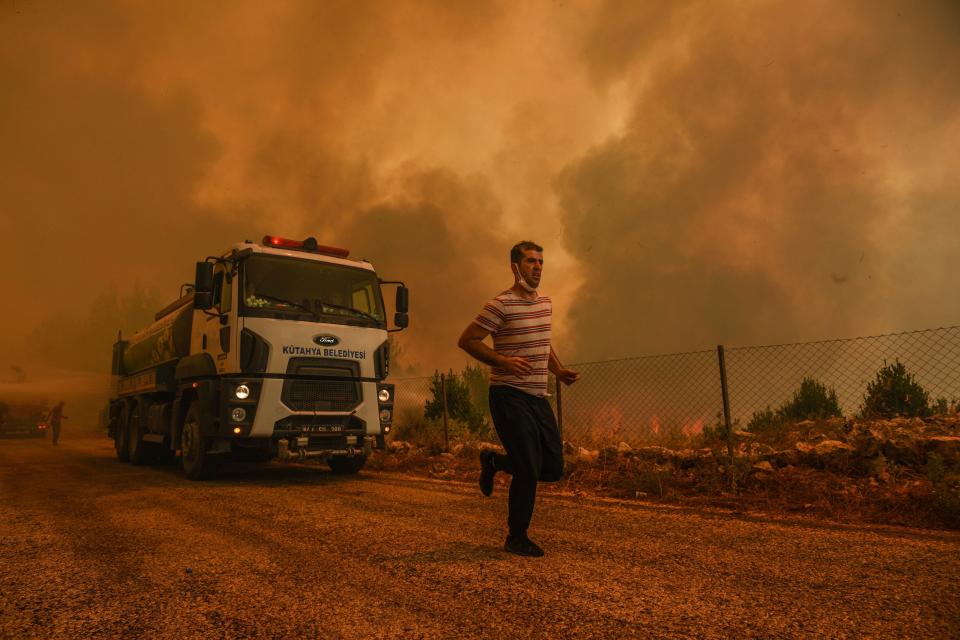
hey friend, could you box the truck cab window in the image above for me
[240,254,385,327]
[212,270,224,308]
[352,287,373,315]
[212,266,232,313]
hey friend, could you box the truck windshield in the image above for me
[240,254,386,328]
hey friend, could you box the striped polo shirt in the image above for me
[473,289,552,397]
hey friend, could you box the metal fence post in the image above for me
[440,372,449,451]
[717,345,736,489]
[556,377,564,442]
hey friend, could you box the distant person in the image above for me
[457,241,580,557]
[46,400,68,446]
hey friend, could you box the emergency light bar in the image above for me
[261,235,350,258]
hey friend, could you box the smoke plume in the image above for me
[1,0,958,380]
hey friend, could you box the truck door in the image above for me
[202,263,237,373]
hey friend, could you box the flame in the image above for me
[681,418,705,437]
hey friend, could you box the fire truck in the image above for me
[103,236,408,479]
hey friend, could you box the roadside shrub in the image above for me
[700,412,737,443]
[425,370,473,424]
[780,378,842,422]
[391,406,471,448]
[461,363,494,440]
[424,367,494,440]
[859,360,932,418]
[391,407,444,446]
[747,407,786,434]
[747,377,841,433]
[931,397,959,415]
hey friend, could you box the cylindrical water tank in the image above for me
[121,304,193,375]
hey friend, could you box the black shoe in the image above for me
[479,450,496,497]
[504,534,545,557]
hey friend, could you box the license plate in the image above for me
[302,424,343,433]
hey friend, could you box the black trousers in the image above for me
[51,422,60,445]
[488,385,564,537]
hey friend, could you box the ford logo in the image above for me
[313,334,340,346]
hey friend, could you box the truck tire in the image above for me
[180,399,218,480]
[328,454,367,475]
[127,401,155,466]
[114,405,130,463]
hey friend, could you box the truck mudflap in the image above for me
[275,435,374,462]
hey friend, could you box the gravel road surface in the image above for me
[1,433,958,639]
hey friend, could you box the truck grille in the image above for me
[286,379,357,411]
[282,358,361,412]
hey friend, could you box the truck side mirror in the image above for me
[193,262,214,310]
[396,286,409,313]
[394,312,409,329]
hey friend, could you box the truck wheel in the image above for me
[114,405,130,463]
[127,401,155,465]
[180,400,218,480]
[328,454,367,475]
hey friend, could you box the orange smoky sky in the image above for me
[1,0,959,378]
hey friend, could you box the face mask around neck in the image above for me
[513,263,538,294]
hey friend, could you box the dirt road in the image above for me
[1,434,958,639]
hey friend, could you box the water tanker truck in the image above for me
[103,235,409,480]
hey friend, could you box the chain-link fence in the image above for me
[726,326,960,426]
[391,374,434,437]
[554,350,722,447]
[390,325,960,449]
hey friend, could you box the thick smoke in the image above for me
[1,0,958,383]
[558,0,960,360]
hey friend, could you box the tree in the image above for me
[779,377,842,422]
[747,376,842,433]
[461,363,492,432]
[424,366,492,437]
[860,360,931,419]
[425,369,475,425]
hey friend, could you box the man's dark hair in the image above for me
[510,241,543,264]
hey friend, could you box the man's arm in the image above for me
[458,322,533,377]
[549,347,581,386]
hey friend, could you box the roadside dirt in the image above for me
[2,433,958,639]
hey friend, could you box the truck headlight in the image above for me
[378,388,391,403]
[231,408,247,422]
[379,409,392,423]
[235,384,251,399]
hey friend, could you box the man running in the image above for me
[47,400,68,446]
[457,241,580,557]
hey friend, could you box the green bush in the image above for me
[424,367,494,439]
[931,397,959,415]
[780,378,842,422]
[859,360,932,419]
[746,407,785,434]
[391,407,471,448]
[461,363,494,440]
[747,377,842,433]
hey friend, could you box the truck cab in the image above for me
[105,236,409,479]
